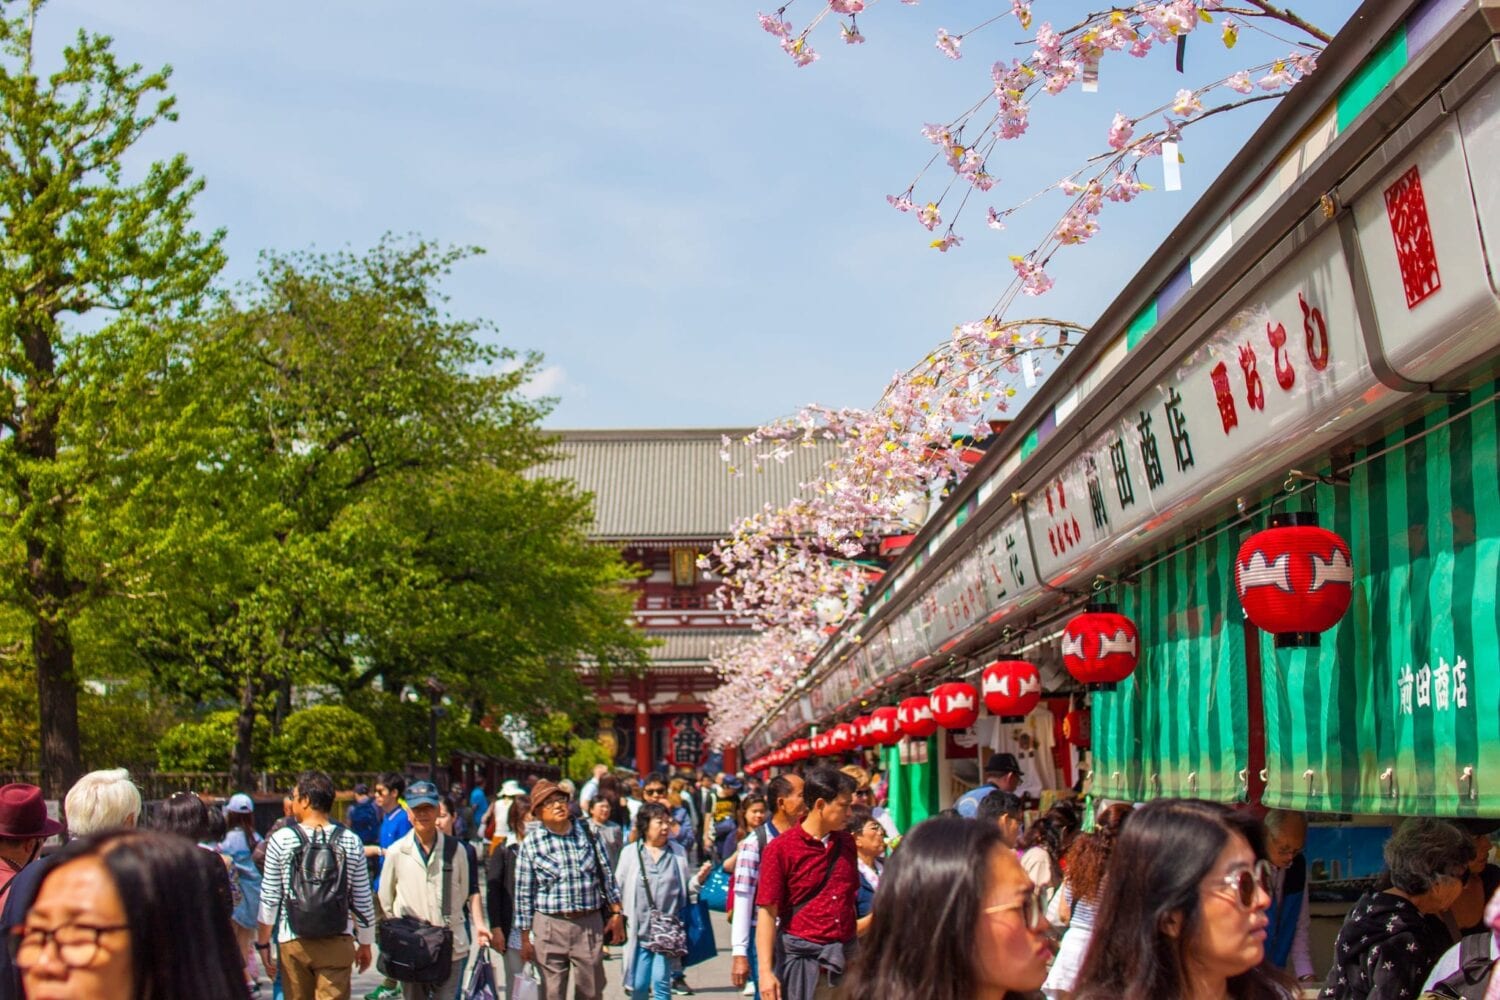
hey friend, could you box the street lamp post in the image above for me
[424,676,446,784]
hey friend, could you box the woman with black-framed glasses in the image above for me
[13,828,246,999]
[841,815,1054,1000]
[1070,799,1297,1000]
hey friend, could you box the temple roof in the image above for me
[531,428,840,541]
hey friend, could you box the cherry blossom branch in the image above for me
[1235,0,1332,44]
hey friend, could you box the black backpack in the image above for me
[285,823,351,939]
[1424,932,1494,1000]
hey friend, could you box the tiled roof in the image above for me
[647,630,754,664]
[531,429,840,540]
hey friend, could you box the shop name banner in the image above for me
[1397,655,1471,718]
[1032,225,1375,587]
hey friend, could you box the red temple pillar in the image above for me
[634,676,652,775]
[722,745,739,775]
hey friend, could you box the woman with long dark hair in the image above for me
[1043,801,1133,998]
[842,815,1054,1000]
[15,829,246,999]
[1071,799,1296,1000]
[1018,799,1082,903]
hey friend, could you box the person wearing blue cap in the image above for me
[378,780,491,1000]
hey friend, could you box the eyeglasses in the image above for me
[643,787,667,798]
[9,925,129,971]
[983,889,1046,931]
[854,788,873,797]
[1213,860,1276,908]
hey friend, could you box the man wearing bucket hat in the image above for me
[515,779,623,1000]
[0,784,63,905]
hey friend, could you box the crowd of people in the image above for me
[1,759,1498,1000]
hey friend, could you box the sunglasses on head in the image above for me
[1215,860,1276,907]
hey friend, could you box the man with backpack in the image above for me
[730,773,805,998]
[258,770,376,1000]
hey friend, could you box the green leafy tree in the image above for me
[0,1,224,792]
[125,239,647,785]
[156,710,269,771]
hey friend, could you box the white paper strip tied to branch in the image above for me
[1162,141,1183,192]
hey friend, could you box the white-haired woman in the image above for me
[62,768,142,836]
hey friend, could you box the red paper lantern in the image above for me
[1062,602,1140,691]
[1062,709,1091,748]
[829,724,854,754]
[897,696,938,739]
[811,732,831,757]
[1236,512,1353,647]
[930,681,980,730]
[788,738,811,761]
[867,706,903,746]
[981,660,1042,720]
[852,715,873,748]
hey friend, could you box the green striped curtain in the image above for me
[882,739,938,832]
[1261,385,1500,815]
[1091,524,1249,803]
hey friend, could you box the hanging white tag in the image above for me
[1161,141,1182,191]
[1081,54,1100,93]
[1022,352,1038,388]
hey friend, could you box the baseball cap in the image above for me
[225,793,255,814]
[405,781,441,808]
[353,783,369,795]
[985,752,1024,776]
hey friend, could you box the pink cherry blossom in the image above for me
[968,170,997,192]
[930,232,963,252]
[917,202,942,231]
[986,207,1006,230]
[829,0,865,13]
[1011,0,1033,30]
[841,23,865,44]
[758,12,791,39]
[1259,61,1295,90]
[1108,112,1135,150]
[1172,88,1203,116]
[935,28,962,60]
[1225,70,1254,94]
[886,192,916,213]
[782,35,819,67]
[1054,208,1099,245]
[1010,256,1054,296]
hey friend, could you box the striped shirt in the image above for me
[513,820,621,932]
[731,822,782,956]
[256,821,376,945]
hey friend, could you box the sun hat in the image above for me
[0,783,65,839]
[224,793,255,814]
[500,779,525,797]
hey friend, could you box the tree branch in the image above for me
[1238,0,1332,44]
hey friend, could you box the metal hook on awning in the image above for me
[1460,765,1477,802]
[1303,768,1318,798]
[1380,767,1397,800]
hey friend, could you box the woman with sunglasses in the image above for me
[1071,799,1295,1000]
[842,814,1053,1000]
[1318,817,1472,1000]
[13,829,246,1000]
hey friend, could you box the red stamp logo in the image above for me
[1383,165,1441,309]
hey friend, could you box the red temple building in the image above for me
[532,429,839,775]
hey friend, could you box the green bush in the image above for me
[266,705,385,773]
[156,710,259,770]
[565,737,613,784]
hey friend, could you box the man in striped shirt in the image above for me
[516,779,623,1000]
[258,770,376,1000]
[731,773,805,998]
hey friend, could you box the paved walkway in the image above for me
[351,910,742,998]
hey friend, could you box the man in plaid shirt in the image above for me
[731,774,805,997]
[516,779,623,1000]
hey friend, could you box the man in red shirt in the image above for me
[754,766,859,1000]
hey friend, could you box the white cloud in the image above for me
[523,364,570,400]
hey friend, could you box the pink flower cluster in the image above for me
[703,320,1084,745]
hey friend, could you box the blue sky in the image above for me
[44,1,1359,428]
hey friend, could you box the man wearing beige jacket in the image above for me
[378,780,491,1000]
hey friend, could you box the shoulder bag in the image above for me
[638,843,688,957]
[582,821,625,945]
[377,836,457,984]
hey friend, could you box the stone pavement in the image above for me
[351,909,742,998]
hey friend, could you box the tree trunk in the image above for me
[274,675,292,732]
[232,674,260,790]
[33,609,81,797]
[19,325,83,798]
